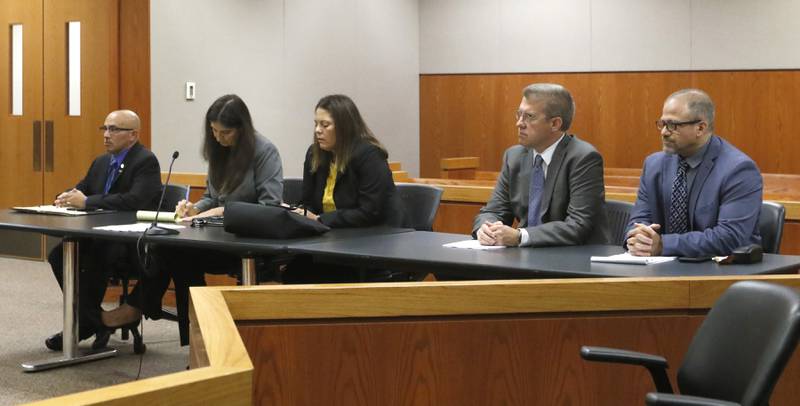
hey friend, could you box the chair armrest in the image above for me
[645,392,740,406]
[580,346,668,369]
[581,346,673,393]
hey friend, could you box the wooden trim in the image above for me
[28,274,800,403]
[441,156,480,170]
[388,161,401,171]
[162,172,208,188]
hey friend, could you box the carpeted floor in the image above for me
[0,257,188,405]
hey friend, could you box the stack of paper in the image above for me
[93,223,185,232]
[590,252,676,265]
[136,210,179,222]
[13,205,90,216]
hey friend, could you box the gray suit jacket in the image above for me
[472,134,608,246]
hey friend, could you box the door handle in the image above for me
[33,121,42,171]
[45,120,54,172]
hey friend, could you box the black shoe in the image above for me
[91,328,112,350]
[44,332,63,351]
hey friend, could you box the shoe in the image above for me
[44,329,97,351]
[44,332,63,351]
[91,328,112,350]
[101,303,142,328]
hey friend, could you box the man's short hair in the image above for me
[667,88,715,131]
[522,83,575,131]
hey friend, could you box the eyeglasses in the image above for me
[99,125,134,133]
[656,119,701,132]
[514,110,538,124]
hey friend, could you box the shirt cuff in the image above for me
[519,228,530,246]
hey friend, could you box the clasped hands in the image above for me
[477,221,521,246]
[626,223,663,256]
[54,189,87,209]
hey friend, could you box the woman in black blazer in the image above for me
[283,94,400,282]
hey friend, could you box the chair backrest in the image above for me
[161,184,190,211]
[282,177,303,206]
[604,200,634,246]
[759,201,785,254]
[395,183,443,231]
[677,281,800,405]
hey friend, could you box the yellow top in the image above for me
[322,161,338,213]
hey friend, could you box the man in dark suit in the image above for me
[473,83,607,247]
[626,89,762,257]
[45,109,162,351]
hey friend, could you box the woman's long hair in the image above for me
[310,94,386,173]
[203,94,256,194]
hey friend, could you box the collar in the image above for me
[111,146,132,166]
[532,133,565,166]
[681,137,710,169]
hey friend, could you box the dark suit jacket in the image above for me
[473,134,607,246]
[301,142,400,228]
[627,135,762,256]
[74,142,162,211]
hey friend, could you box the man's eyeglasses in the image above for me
[99,125,134,133]
[514,110,538,124]
[656,119,701,132]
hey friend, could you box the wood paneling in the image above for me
[420,70,800,177]
[119,0,150,147]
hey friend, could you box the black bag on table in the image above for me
[224,202,330,239]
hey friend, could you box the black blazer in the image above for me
[301,142,400,228]
[74,142,162,210]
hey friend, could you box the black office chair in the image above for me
[759,201,785,254]
[282,177,303,206]
[604,200,634,246]
[395,183,444,232]
[114,183,190,353]
[580,281,800,406]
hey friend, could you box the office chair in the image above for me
[395,183,444,232]
[580,280,800,406]
[282,177,303,206]
[113,183,190,353]
[759,201,785,254]
[604,200,634,246]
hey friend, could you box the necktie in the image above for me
[103,159,119,194]
[527,155,545,227]
[669,158,690,234]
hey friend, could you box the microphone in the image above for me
[145,151,181,236]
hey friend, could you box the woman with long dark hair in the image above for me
[101,94,283,343]
[282,94,400,283]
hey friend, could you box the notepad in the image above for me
[93,223,186,232]
[590,252,676,265]
[443,239,507,250]
[136,210,180,222]
[12,205,111,216]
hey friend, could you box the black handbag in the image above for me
[224,202,330,239]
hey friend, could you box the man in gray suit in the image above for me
[474,83,606,247]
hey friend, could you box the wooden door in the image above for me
[0,0,44,208]
[43,0,119,200]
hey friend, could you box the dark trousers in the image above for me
[127,245,240,345]
[48,239,123,338]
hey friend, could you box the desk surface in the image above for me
[294,231,800,278]
[0,210,410,256]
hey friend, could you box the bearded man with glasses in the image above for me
[626,89,762,257]
[44,110,162,352]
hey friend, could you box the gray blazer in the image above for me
[194,133,283,212]
[472,134,608,246]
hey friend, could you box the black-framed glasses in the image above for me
[99,125,134,133]
[514,110,538,124]
[656,119,701,132]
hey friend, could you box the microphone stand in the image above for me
[145,151,180,236]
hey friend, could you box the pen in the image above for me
[184,187,190,202]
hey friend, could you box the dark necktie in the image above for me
[103,159,119,194]
[669,158,690,234]
[527,155,545,227]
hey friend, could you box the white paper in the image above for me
[93,223,185,232]
[590,252,676,265]
[443,239,507,250]
[13,205,89,216]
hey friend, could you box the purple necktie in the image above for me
[668,158,689,234]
